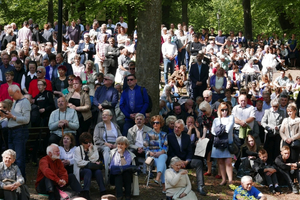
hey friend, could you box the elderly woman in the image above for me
[261,99,284,162]
[110,136,139,200]
[80,60,97,97]
[52,65,69,98]
[211,102,235,185]
[66,77,92,144]
[59,133,76,174]
[165,157,197,200]
[72,54,85,77]
[117,27,128,47]
[145,115,168,193]
[280,103,300,162]
[199,101,217,177]
[93,109,122,184]
[210,67,227,103]
[0,149,26,200]
[74,132,106,199]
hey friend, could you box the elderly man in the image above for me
[167,119,207,196]
[42,46,56,62]
[202,90,220,114]
[48,97,79,145]
[127,113,152,160]
[117,48,131,77]
[162,35,178,84]
[0,149,27,199]
[93,74,118,123]
[232,94,256,147]
[167,102,187,122]
[28,66,52,98]
[233,176,266,200]
[52,53,73,79]
[77,34,96,64]
[5,85,31,178]
[97,24,111,43]
[36,144,82,200]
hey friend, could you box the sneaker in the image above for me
[292,185,298,194]
[269,186,275,194]
[275,187,282,194]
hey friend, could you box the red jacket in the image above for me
[35,155,68,189]
[28,79,53,98]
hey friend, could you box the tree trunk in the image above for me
[136,0,162,116]
[48,0,54,25]
[127,4,135,36]
[276,10,295,32]
[182,0,188,25]
[63,6,69,22]
[242,0,252,40]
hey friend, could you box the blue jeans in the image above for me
[80,168,105,192]
[177,49,186,66]
[185,50,190,70]
[154,154,167,183]
[163,58,175,84]
[8,126,29,178]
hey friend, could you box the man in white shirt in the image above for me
[206,40,218,54]
[162,35,178,84]
[273,70,288,88]
[18,21,32,48]
[116,16,128,33]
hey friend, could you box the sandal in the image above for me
[204,172,212,176]
[154,179,162,186]
[215,175,222,179]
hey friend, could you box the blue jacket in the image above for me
[120,85,149,120]
[76,43,96,64]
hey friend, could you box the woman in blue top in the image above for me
[288,34,298,67]
[145,115,168,193]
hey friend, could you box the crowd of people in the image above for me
[0,17,300,200]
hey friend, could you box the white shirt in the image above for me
[232,104,256,129]
[21,72,37,90]
[161,42,178,59]
[255,107,265,122]
[135,128,144,148]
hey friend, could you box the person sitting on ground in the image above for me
[253,149,282,194]
[36,144,83,200]
[59,133,76,174]
[0,149,28,200]
[233,175,266,200]
[165,157,198,200]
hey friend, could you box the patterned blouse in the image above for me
[0,162,24,189]
[145,129,168,153]
[201,112,217,139]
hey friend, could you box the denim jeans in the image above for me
[80,168,105,192]
[8,126,29,178]
[163,58,175,84]
[153,154,168,183]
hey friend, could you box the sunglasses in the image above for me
[153,121,160,125]
[68,78,73,81]
[129,68,135,70]
[221,109,228,112]
[272,106,278,108]
[104,78,111,81]
[36,70,42,73]
[203,96,209,99]
[83,141,92,144]
[84,90,89,93]
[127,79,135,81]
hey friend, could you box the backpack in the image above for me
[140,87,152,113]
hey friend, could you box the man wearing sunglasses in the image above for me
[122,61,135,90]
[28,66,53,98]
[120,74,149,136]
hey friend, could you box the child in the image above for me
[223,89,237,107]
[253,149,282,194]
[275,145,300,194]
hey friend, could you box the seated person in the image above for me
[59,133,76,174]
[273,70,288,89]
[275,145,300,194]
[160,85,178,111]
[223,89,237,107]
[227,63,243,91]
[241,59,260,87]
[169,65,188,88]
[167,102,187,122]
[253,149,281,194]
[233,175,266,200]
[165,157,197,200]
[0,149,27,200]
[127,113,151,163]
[184,116,200,145]
[48,97,79,145]
[36,144,82,200]
[109,136,139,200]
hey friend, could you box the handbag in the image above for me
[85,162,103,170]
[145,156,154,166]
[213,118,228,150]
[228,142,239,154]
[287,118,300,149]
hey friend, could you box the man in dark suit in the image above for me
[76,34,95,64]
[189,52,209,100]
[167,119,207,196]
[52,53,73,80]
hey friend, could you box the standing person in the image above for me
[4,85,31,178]
[17,21,32,48]
[77,34,95,64]
[120,74,149,136]
[211,102,235,185]
[162,35,178,84]
[104,37,120,75]
[189,53,209,100]
[67,20,80,44]
[288,34,298,67]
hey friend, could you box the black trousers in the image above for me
[112,170,132,198]
[277,168,299,189]
[264,134,281,163]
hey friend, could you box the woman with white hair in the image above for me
[80,60,97,97]
[0,149,27,200]
[165,157,197,200]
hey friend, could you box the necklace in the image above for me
[64,147,70,152]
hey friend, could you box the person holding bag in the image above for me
[211,102,235,185]
[165,157,197,200]
[280,103,300,162]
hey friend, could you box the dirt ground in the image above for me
[26,69,300,200]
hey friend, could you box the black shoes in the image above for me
[269,186,275,194]
[275,186,282,194]
[198,186,207,196]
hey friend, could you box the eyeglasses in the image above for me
[203,96,209,99]
[104,78,110,81]
[153,121,160,125]
[83,141,92,144]
[129,68,135,70]
[221,109,228,112]
[83,90,89,93]
[36,70,42,73]
[127,79,135,81]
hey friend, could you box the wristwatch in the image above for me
[120,156,124,158]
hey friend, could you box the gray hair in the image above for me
[199,101,212,114]
[103,109,113,116]
[116,136,129,147]
[203,90,212,97]
[37,66,46,72]
[105,73,115,82]
[169,156,182,168]
[8,84,20,93]
[2,149,16,160]
[166,115,177,126]
[46,144,59,155]
[25,56,31,61]
[85,60,94,67]
[175,119,185,127]
[135,113,145,120]
[271,98,279,107]
[241,175,253,183]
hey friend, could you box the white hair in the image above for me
[2,149,16,160]
[175,119,185,127]
[8,85,20,93]
[46,144,59,155]
[241,175,252,183]
[103,109,113,116]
